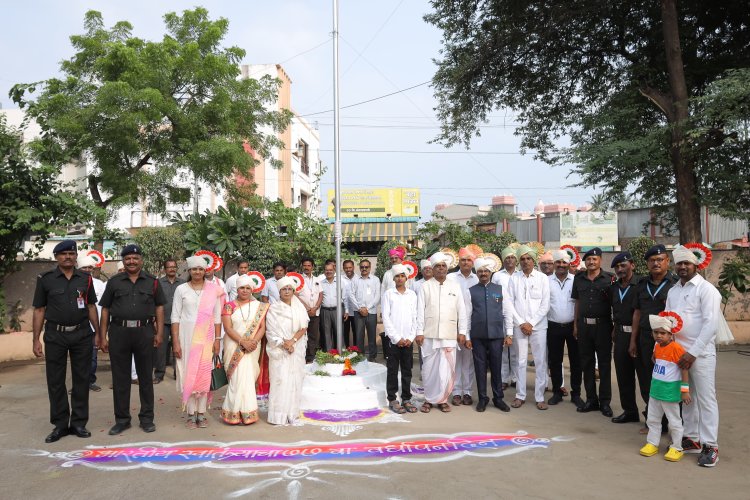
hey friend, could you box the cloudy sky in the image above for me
[0,0,597,217]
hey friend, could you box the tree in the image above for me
[133,226,187,275]
[417,212,517,256]
[11,8,291,240]
[469,207,517,225]
[426,1,750,241]
[588,194,608,213]
[0,115,99,326]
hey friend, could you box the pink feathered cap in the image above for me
[458,247,476,261]
[388,247,406,259]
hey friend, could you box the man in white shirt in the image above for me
[506,245,551,410]
[224,259,249,302]
[77,254,106,392]
[412,259,433,297]
[447,247,479,406]
[666,245,722,468]
[319,261,346,351]
[416,252,468,414]
[296,257,322,362]
[341,259,356,347]
[492,246,521,389]
[350,259,380,360]
[381,246,414,296]
[382,264,418,414]
[547,250,582,408]
[261,262,286,305]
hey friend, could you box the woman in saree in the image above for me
[171,255,224,429]
[220,274,269,425]
[266,276,310,425]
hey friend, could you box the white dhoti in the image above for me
[421,338,456,405]
[452,344,475,396]
[684,353,719,446]
[514,327,548,403]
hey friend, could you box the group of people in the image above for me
[32,238,722,468]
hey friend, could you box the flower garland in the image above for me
[314,346,366,366]
[683,242,712,270]
[560,244,581,268]
[658,311,684,334]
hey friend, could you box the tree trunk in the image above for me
[661,0,703,242]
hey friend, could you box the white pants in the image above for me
[515,328,548,402]
[186,393,208,415]
[501,343,518,384]
[646,398,682,450]
[684,353,719,447]
[452,345,475,396]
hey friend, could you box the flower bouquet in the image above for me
[314,346,366,366]
[342,358,357,376]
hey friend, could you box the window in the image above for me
[300,192,309,212]
[298,139,309,175]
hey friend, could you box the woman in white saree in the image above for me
[220,275,269,425]
[266,277,309,425]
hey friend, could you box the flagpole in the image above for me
[333,0,344,350]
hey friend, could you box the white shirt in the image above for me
[665,273,721,357]
[547,272,575,324]
[297,272,322,316]
[506,269,550,331]
[413,277,430,297]
[342,274,355,313]
[261,276,281,304]
[381,266,414,297]
[491,268,521,289]
[448,270,478,316]
[320,277,341,308]
[225,272,241,301]
[350,275,381,314]
[382,287,418,343]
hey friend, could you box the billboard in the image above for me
[560,211,618,247]
[327,188,420,218]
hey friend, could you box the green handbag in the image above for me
[210,354,228,391]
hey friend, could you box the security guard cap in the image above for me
[120,244,143,257]
[643,244,667,260]
[610,252,634,267]
[53,240,77,255]
[582,247,602,260]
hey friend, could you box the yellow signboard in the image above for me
[327,188,420,218]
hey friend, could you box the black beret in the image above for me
[53,240,77,254]
[120,244,143,257]
[643,244,667,260]
[611,251,634,268]
[582,247,602,260]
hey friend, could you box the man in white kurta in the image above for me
[665,245,721,467]
[492,246,522,387]
[506,245,551,409]
[412,259,433,297]
[416,253,468,412]
[447,247,479,406]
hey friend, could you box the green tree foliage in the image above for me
[627,236,658,276]
[10,8,291,237]
[717,251,750,313]
[133,226,187,275]
[426,1,750,241]
[417,213,518,257]
[469,207,517,225]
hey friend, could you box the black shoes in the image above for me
[140,422,156,433]
[476,399,488,412]
[548,392,564,405]
[570,394,585,409]
[611,412,640,423]
[108,422,132,435]
[600,404,613,418]
[576,400,600,413]
[493,399,511,412]
[45,427,69,443]
[69,426,91,438]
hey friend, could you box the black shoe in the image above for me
[571,394,585,409]
[600,404,613,417]
[45,427,69,443]
[548,392,564,405]
[493,399,511,412]
[476,399,488,412]
[108,422,132,435]
[69,426,91,438]
[576,400,600,413]
[140,422,156,433]
[611,412,639,423]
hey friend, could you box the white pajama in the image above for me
[646,398,683,451]
[186,393,208,415]
[684,353,719,446]
[452,346,475,396]
[501,344,518,383]
[514,327,548,403]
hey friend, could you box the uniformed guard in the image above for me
[99,244,166,435]
[609,252,643,424]
[32,240,100,443]
[630,244,678,428]
[571,247,614,416]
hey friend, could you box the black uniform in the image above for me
[100,271,166,426]
[610,274,643,416]
[33,267,97,430]
[571,270,614,405]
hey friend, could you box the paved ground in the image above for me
[1,347,748,499]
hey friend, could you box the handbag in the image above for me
[210,354,228,391]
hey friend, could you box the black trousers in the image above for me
[578,319,612,404]
[343,316,354,348]
[547,321,582,396]
[43,326,93,429]
[89,343,98,385]
[320,307,339,351]
[634,329,657,412]
[354,313,378,359]
[386,337,413,402]
[152,323,171,380]
[305,316,321,362]
[472,337,505,402]
[109,324,155,425]
[613,327,639,414]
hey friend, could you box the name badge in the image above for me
[77,291,85,309]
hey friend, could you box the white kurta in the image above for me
[492,269,521,384]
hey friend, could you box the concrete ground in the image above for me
[1,347,748,499]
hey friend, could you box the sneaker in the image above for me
[681,437,702,454]
[664,447,683,462]
[698,445,719,467]
[639,443,659,457]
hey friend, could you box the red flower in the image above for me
[347,346,360,353]
[658,311,684,334]
[328,349,339,355]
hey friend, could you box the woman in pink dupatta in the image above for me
[171,256,225,429]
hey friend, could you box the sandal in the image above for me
[186,415,198,429]
[561,387,569,396]
[451,395,463,406]
[536,402,548,410]
[511,399,525,409]
[196,414,208,428]
[420,402,433,413]
[389,401,406,414]
[403,401,418,413]
[437,403,452,413]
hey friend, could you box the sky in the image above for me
[0,0,598,218]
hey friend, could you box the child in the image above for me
[639,313,692,461]
[381,264,418,414]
